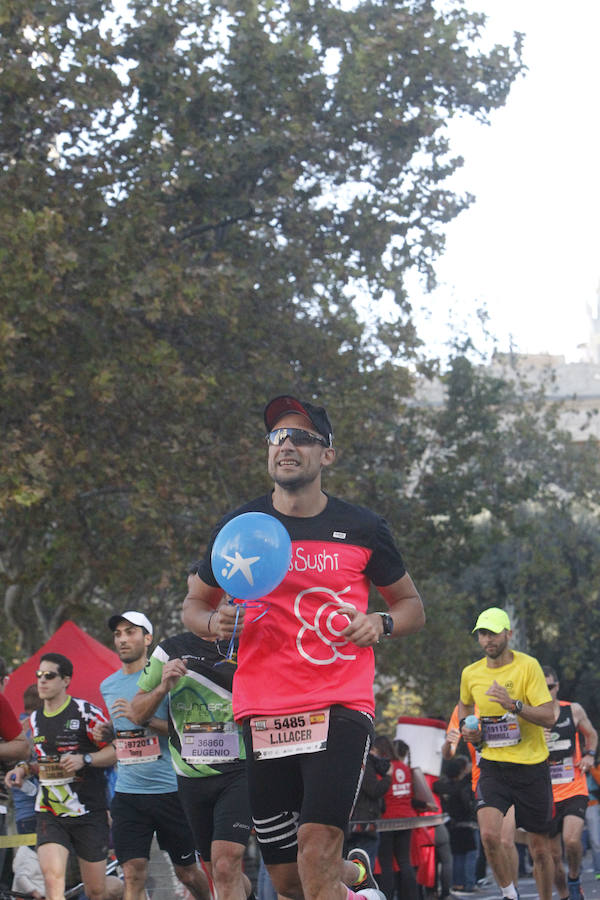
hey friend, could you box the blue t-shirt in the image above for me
[100,669,177,794]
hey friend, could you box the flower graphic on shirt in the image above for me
[294,585,358,665]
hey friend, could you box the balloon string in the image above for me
[215,600,270,665]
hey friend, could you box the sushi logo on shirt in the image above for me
[294,585,357,666]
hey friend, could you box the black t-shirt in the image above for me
[32,696,109,817]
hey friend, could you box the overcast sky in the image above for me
[407,0,600,363]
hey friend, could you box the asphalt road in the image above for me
[472,851,600,900]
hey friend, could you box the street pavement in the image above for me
[470,852,600,900]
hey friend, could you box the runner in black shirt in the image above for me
[6,652,122,900]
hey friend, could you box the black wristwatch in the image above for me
[376,612,394,637]
[511,700,523,715]
[82,753,93,767]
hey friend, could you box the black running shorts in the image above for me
[111,790,197,866]
[548,794,588,838]
[242,706,373,865]
[176,768,252,860]
[476,758,554,834]
[36,809,109,862]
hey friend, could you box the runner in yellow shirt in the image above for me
[459,607,556,900]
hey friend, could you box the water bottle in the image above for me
[21,778,38,796]
[10,773,37,796]
[464,715,480,730]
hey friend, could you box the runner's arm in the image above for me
[442,728,461,759]
[378,572,425,635]
[60,743,117,774]
[442,706,461,758]
[0,726,29,763]
[458,700,475,719]
[513,699,556,727]
[485,680,556,727]
[182,572,245,640]
[341,572,425,647]
[130,685,170,726]
[147,717,169,736]
[572,702,598,770]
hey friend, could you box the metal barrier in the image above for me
[351,814,447,831]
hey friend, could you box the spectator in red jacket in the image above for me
[372,736,420,900]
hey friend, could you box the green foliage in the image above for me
[12,0,598,734]
[1,0,524,655]
[371,356,600,721]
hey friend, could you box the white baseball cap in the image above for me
[108,611,153,636]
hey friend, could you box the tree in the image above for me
[1,0,524,656]
[373,353,600,718]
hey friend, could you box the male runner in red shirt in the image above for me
[183,395,425,900]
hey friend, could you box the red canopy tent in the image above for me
[3,620,120,717]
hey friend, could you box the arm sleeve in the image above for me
[363,516,406,586]
[459,669,473,707]
[136,648,166,693]
[524,657,553,707]
[360,765,392,800]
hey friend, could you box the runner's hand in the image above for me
[461,723,482,743]
[210,598,246,639]
[161,658,188,690]
[92,721,114,743]
[339,607,382,647]
[578,753,594,773]
[485,679,513,710]
[60,753,85,774]
[111,697,136,722]
[5,765,26,788]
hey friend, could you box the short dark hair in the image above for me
[40,653,73,679]
[394,739,410,761]
[23,684,42,713]
[542,665,558,682]
[373,734,397,759]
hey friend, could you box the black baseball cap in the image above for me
[264,395,334,447]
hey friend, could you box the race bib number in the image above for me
[38,757,72,786]
[181,722,240,764]
[250,708,330,760]
[115,729,161,765]
[549,756,575,784]
[481,714,521,748]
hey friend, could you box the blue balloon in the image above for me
[211,512,292,600]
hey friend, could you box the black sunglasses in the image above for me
[546,682,558,690]
[266,427,328,448]
[36,670,60,681]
